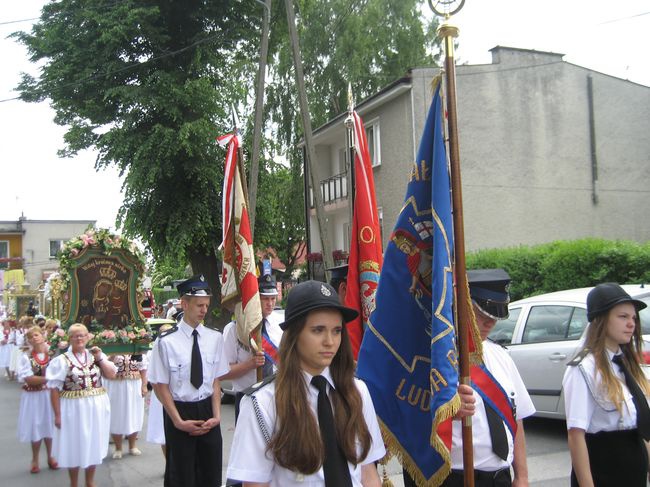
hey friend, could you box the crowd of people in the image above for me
[1,273,650,487]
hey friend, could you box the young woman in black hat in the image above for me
[563,283,650,486]
[227,280,385,486]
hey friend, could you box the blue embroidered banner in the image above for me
[357,77,458,486]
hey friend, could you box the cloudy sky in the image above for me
[0,0,648,229]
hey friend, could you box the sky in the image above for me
[0,0,648,230]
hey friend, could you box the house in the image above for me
[0,216,95,293]
[305,46,650,258]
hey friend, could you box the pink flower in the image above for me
[119,330,128,337]
[87,333,95,341]
[70,248,79,256]
[127,332,136,340]
[58,341,68,349]
[81,234,96,247]
[139,329,147,337]
[101,330,116,340]
[55,328,66,337]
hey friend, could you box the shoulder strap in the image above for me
[567,348,590,367]
[243,373,276,396]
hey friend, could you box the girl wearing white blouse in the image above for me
[227,280,385,487]
[563,283,650,486]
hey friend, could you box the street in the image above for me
[0,377,572,486]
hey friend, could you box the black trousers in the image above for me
[403,467,512,487]
[570,429,647,486]
[163,396,222,487]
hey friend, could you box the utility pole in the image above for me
[284,0,334,272]
[248,0,272,240]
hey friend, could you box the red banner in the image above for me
[344,112,383,359]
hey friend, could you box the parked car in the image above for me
[220,308,285,403]
[488,284,650,419]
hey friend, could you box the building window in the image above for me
[49,240,64,259]
[365,118,381,167]
[0,241,8,270]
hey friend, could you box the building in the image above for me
[0,216,95,291]
[305,46,650,257]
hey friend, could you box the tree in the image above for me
[267,0,441,147]
[15,0,260,326]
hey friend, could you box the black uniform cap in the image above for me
[467,269,511,320]
[177,275,212,297]
[258,274,278,297]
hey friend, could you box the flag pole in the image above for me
[231,108,264,382]
[431,4,475,486]
[345,83,356,221]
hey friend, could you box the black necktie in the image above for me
[311,375,352,487]
[190,329,203,389]
[485,403,509,461]
[612,354,650,440]
[261,320,274,378]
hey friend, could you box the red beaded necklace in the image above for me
[32,350,49,366]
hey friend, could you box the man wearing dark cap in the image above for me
[149,275,230,487]
[328,264,349,304]
[450,269,535,487]
[220,274,284,419]
[405,269,535,487]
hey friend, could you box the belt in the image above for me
[173,394,213,406]
[60,387,107,399]
[450,468,511,483]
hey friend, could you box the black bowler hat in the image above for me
[467,269,511,320]
[586,283,647,321]
[258,274,278,296]
[279,280,358,330]
[177,275,212,297]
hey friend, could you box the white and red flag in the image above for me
[344,112,383,359]
[218,132,262,345]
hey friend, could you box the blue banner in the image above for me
[357,77,458,486]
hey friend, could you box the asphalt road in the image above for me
[0,377,572,486]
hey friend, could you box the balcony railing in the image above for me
[309,172,348,207]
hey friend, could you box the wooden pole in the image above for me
[438,20,475,487]
[248,0,272,240]
[284,0,335,273]
[344,83,355,241]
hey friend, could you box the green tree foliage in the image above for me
[467,238,650,301]
[267,0,441,147]
[14,0,260,325]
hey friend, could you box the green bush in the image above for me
[466,238,650,301]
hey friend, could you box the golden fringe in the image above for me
[115,372,141,380]
[378,392,461,487]
[60,387,106,399]
[461,277,484,366]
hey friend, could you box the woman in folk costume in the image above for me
[9,316,29,380]
[227,280,385,486]
[563,283,650,486]
[0,320,13,379]
[104,353,148,458]
[17,326,58,473]
[46,323,117,487]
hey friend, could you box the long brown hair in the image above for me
[268,309,372,474]
[583,307,650,412]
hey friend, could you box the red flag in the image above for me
[218,133,262,345]
[344,112,383,359]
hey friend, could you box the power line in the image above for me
[0,17,39,26]
[599,11,650,25]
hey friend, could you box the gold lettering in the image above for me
[410,162,420,182]
[407,385,422,407]
[420,160,430,181]
[430,367,448,393]
[395,378,431,411]
[396,378,407,401]
[447,349,458,371]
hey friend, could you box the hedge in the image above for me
[466,238,650,301]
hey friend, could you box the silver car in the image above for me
[488,284,650,419]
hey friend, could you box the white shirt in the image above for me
[450,340,536,471]
[165,306,176,320]
[222,314,283,392]
[227,367,386,486]
[563,349,646,433]
[148,320,229,402]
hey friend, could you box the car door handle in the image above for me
[548,353,567,361]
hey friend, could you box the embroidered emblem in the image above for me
[200,275,205,281]
[321,284,331,296]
